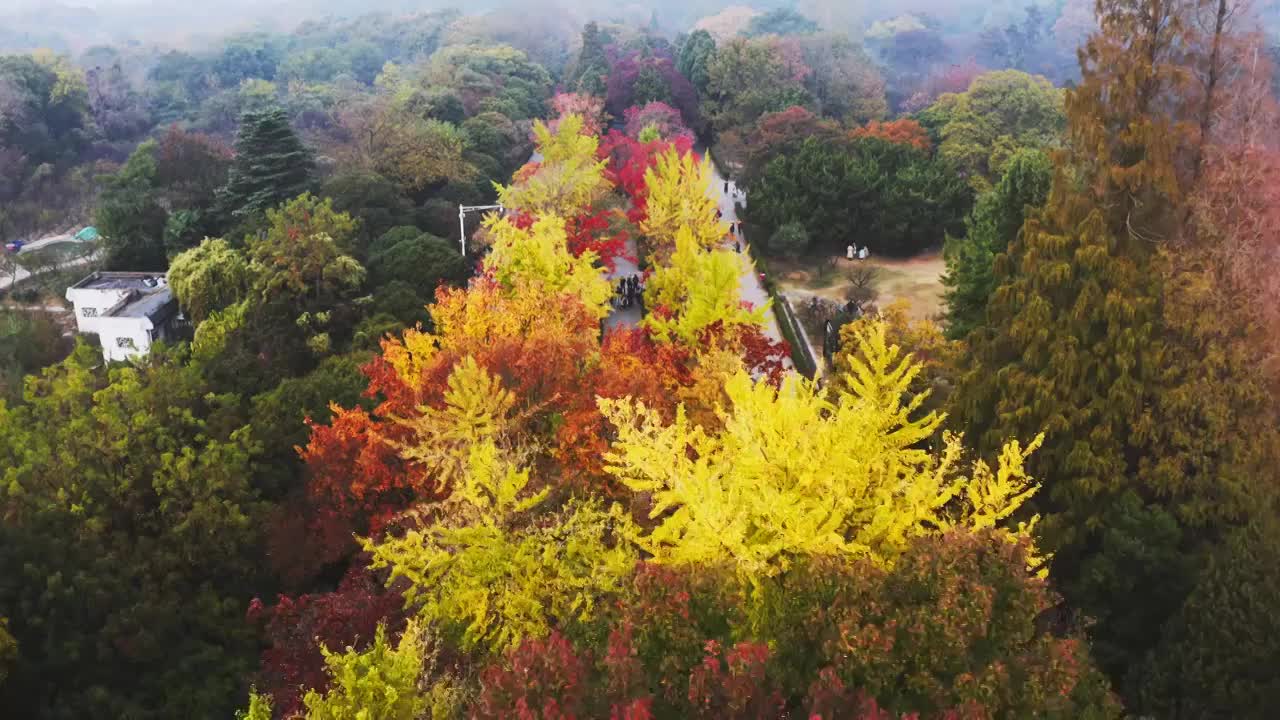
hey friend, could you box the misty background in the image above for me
[0,0,1214,57]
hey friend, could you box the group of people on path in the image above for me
[614,273,644,310]
[846,244,870,260]
[716,208,745,251]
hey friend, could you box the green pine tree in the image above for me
[1136,515,1280,717]
[942,149,1051,339]
[217,107,315,220]
[570,22,610,96]
[676,29,716,96]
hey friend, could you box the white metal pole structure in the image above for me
[457,204,504,256]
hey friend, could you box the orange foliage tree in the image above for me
[849,118,932,152]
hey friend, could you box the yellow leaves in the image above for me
[641,148,725,252]
[838,315,940,441]
[643,226,767,345]
[429,284,534,350]
[600,318,1046,584]
[482,213,613,319]
[301,621,428,720]
[365,358,635,654]
[365,498,635,654]
[496,114,609,216]
[381,327,439,386]
[957,433,1044,531]
[456,437,547,517]
[394,357,517,495]
[947,432,1049,577]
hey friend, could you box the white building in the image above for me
[65,272,181,362]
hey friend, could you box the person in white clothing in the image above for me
[858,246,869,260]
[846,244,855,260]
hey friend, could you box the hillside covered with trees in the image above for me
[2,1,1280,718]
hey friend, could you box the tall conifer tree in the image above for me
[954,0,1279,702]
[942,148,1052,339]
[217,107,315,220]
[570,22,610,96]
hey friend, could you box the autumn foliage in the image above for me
[850,118,932,152]
[244,95,1119,720]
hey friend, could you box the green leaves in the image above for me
[930,70,1064,191]
[169,238,254,324]
[218,107,316,220]
[942,148,1052,339]
[0,345,264,718]
[748,136,971,257]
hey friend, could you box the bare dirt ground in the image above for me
[773,252,948,319]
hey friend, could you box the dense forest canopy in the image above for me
[1,0,1280,718]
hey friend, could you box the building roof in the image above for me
[70,271,166,292]
[69,271,177,324]
[113,287,177,322]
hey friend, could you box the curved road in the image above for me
[1,234,98,292]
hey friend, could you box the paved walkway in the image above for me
[701,154,787,348]
[19,232,76,253]
[1,231,97,292]
[1,252,97,292]
[603,238,642,330]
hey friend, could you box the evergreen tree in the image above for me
[631,64,672,107]
[953,0,1280,705]
[217,108,315,220]
[747,136,970,257]
[96,140,168,270]
[570,22,610,96]
[1136,515,1280,718]
[942,149,1051,339]
[676,29,716,96]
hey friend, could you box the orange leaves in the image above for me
[850,119,933,153]
[431,279,600,356]
[301,278,614,534]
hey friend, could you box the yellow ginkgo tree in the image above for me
[495,114,609,217]
[364,358,636,654]
[599,318,1045,584]
[643,226,767,345]
[641,147,725,253]
[481,212,613,320]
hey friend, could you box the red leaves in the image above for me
[687,640,784,719]
[598,131,694,226]
[565,209,631,272]
[248,566,407,718]
[302,405,433,539]
[475,631,589,720]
